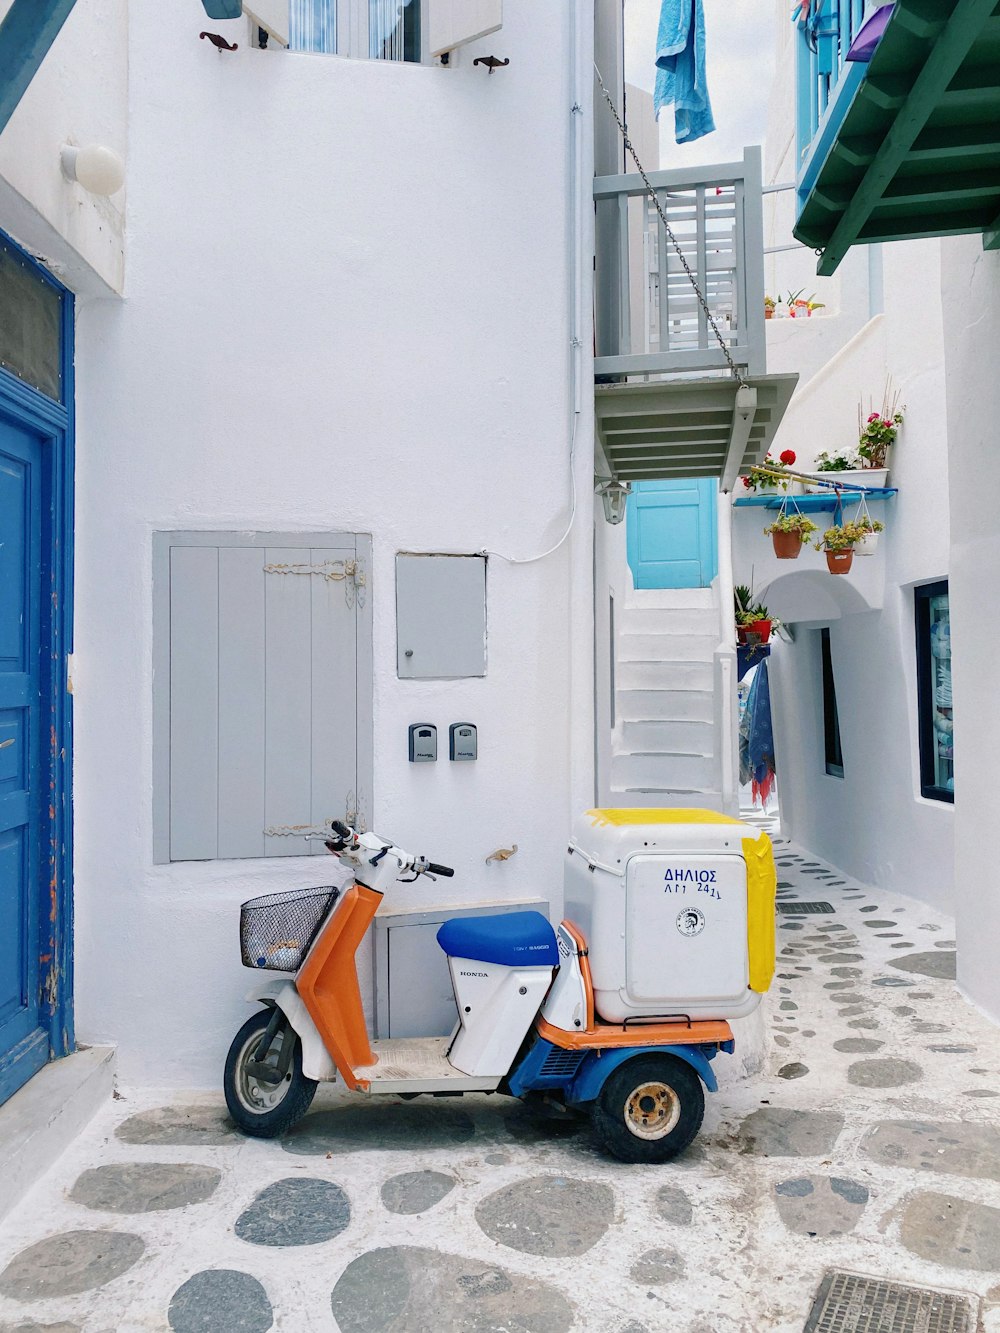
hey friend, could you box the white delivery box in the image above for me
[564,809,776,1023]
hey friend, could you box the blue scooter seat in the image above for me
[437,911,558,968]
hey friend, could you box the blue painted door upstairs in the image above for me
[0,416,47,1102]
[626,478,719,589]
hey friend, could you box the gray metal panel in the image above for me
[218,546,266,860]
[373,899,549,1039]
[395,553,487,679]
[168,546,219,861]
[264,548,315,859]
[309,547,358,852]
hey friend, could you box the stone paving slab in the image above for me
[0,832,998,1331]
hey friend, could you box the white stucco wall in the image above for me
[941,235,1000,1022]
[0,0,127,294]
[738,0,955,914]
[71,2,596,1086]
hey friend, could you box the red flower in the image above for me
[867,412,880,423]
[742,475,751,488]
[779,449,796,465]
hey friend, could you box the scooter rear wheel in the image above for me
[224,1008,318,1138]
[591,1054,704,1164]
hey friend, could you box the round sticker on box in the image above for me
[676,907,705,937]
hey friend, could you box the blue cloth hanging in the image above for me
[740,661,776,808]
[653,0,716,145]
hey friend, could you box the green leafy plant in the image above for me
[734,586,770,626]
[856,515,884,535]
[814,448,859,472]
[764,514,817,542]
[816,520,867,552]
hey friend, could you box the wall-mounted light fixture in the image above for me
[60,144,125,197]
[596,479,631,525]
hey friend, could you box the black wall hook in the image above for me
[200,31,239,50]
[473,56,510,73]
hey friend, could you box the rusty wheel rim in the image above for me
[623,1080,681,1140]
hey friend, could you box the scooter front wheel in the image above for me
[590,1053,704,1164]
[224,1008,318,1138]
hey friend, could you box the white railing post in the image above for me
[714,489,739,816]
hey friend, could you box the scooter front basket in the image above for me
[239,886,340,971]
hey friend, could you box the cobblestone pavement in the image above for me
[1,833,999,1332]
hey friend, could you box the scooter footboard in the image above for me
[246,980,338,1082]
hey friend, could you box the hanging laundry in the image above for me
[740,662,777,808]
[654,0,716,145]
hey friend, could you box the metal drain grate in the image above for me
[777,901,835,915]
[804,1271,975,1333]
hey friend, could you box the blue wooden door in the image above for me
[0,417,47,1101]
[626,478,719,589]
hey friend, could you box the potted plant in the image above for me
[734,586,774,645]
[853,514,884,556]
[806,449,867,492]
[764,295,777,320]
[856,383,904,486]
[764,512,818,559]
[790,291,823,318]
[816,520,866,574]
[741,449,799,494]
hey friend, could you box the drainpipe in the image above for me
[568,0,596,821]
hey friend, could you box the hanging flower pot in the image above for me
[817,521,865,574]
[764,510,818,560]
[825,548,854,574]
[771,529,803,559]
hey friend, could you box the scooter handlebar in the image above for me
[426,862,455,878]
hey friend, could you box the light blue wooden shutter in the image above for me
[158,534,366,862]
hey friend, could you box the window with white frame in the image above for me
[245,0,501,63]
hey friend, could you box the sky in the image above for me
[623,0,776,169]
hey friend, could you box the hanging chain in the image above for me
[594,64,750,391]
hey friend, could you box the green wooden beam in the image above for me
[979,207,1000,248]
[0,0,78,137]
[817,0,999,276]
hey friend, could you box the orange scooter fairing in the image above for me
[296,884,380,1091]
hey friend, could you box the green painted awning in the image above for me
[795,0,1000,276]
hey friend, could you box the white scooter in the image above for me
[223,819,749,1162]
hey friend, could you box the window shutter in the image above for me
[157,534,368,863]
[428,0,502,58]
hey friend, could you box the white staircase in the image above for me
[611,587,730,811]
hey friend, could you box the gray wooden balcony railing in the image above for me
[594,147,766,380]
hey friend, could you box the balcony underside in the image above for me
[795,0,1000,276]
[594,374,798,491]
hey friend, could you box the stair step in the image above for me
[611,751,716,789]
[616,689,715,723]
[609,788,727,813]
[617,661,714,691]
[619,607,719,637]
[618,633,717,663]
[625,587,716,610]
[618,719,714,753]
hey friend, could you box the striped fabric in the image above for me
[289,0,337,53]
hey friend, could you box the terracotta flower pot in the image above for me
[736,625,753,645]
[771,530,802,559]
[825,548,854,575]
[750,619,772,645]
